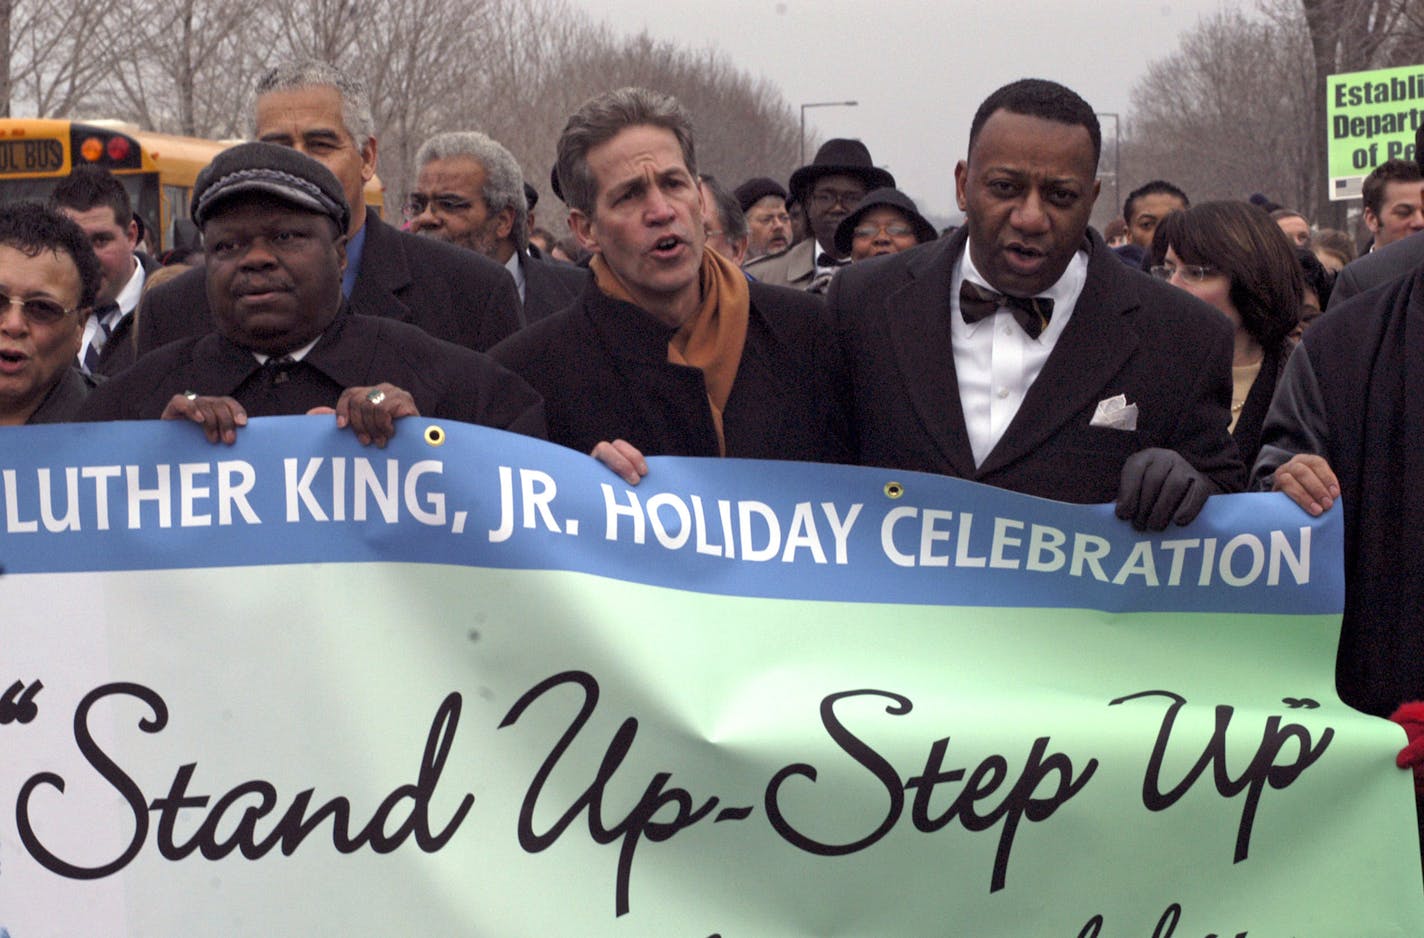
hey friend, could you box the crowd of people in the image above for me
[1,65,1422,776]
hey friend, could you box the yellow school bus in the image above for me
[0,118,384,251]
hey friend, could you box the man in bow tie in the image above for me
[827,78,1244,529]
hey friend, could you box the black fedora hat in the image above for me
[833,187,937,254]
[788,138,895,200]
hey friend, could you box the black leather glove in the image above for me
[1115,448,1213,531]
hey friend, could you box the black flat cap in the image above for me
[834,187,937,254]
[734,177,788,213]
[192,141,350,232]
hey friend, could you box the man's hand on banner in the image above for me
[1115,448,1212,531]
[1272,454,1340,517]
[592,438,648,485]
[330,384,419,448]
[161,392,248,445]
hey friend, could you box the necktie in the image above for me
[263,355,296,386]
[82,304,120,374]
[816,252,850,268]
[958,280,1054,339]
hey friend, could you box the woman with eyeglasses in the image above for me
[0,203,100,426]
[1148,200,1303,467]
[834,188,938,262]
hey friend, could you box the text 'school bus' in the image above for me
[0,118,384,252]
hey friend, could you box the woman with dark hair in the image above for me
[1149,200,1303,466]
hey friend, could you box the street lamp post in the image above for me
[1096,112,1121,220]
[800,100,859,165]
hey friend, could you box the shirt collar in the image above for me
[506,250,526,302]
[112,259,145,319]
[252,334,320,365]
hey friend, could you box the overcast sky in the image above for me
[566,0,1232,223]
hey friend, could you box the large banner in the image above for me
[0,418,1419,935]
[1327,63,1424,200]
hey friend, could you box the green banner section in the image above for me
[2,564,1419,935]
[1327,63,1424,199]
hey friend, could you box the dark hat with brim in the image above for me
[833,187,937,255]
[734,176,788,213]
[788,138,895,200]
[192,141,349,233]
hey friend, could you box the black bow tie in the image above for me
[959,280,1054,339]
[816,252,850,268]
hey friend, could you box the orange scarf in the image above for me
[591,248,750,455]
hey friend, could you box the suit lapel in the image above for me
[886,233,978,477]
[789,239,815,285]
[521,255,580,326]
[348,215,415,324]
[976,235,1141,477]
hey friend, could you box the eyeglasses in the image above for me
[810,189,865,211]
[0,292,75,325]
[853,223,916,239]
[402,194,474,220]
[1150,263,1218,283]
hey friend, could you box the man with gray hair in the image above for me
[698,174,749,266]
[409,130,586,327]
[491,86,847,479]
[136,61,522,357]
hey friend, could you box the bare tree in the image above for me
[1117,1,1424,231]
[5,0,125,117]
[1112,9,1315,230]
[1299,0,1424,227]
[356,0,498,213]
[14,0,804,239]
[95,0,271,137]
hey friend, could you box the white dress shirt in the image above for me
[505,250,526,303]
[951,247,1090,467]
[78,259,146,369]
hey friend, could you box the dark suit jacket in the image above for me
[827,228,1244,503]
[134,213,522,356]
[520,252,588,327]
[490,278,849,462]
[1328,230,1424,309]
[81,309,545,437]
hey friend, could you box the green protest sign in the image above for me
[1327,63,1424,199]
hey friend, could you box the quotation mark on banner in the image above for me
[1282,697,1320,710]
[0,680,42,724]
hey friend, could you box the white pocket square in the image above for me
[1090,393,1138,430]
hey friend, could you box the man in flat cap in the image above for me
[743,138,894,291]
[735,176,792,262]
[80,143,544,445]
